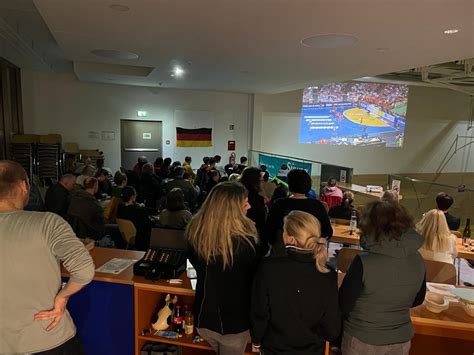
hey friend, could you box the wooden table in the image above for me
[338,182,403,200]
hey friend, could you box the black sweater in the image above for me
[263,198,333,252]
[251,248,340,355]
[188,237,258,335]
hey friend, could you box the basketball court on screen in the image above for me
[343,107,390,127]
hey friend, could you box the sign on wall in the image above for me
[258,153,312,178]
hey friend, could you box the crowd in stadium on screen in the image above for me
[303,83,408,111]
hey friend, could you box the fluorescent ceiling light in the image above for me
[443,29,459,34]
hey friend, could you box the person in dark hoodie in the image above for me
[339,200,426,355]
[251,210,340,355]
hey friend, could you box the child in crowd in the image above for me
[251,211,340,355]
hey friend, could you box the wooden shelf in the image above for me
[137,334,212,351]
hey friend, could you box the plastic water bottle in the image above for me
[349,210,357,235]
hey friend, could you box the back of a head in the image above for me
[359,200,414,242]
[186,181,257,269]
[240,167,262,193]
[173,166,185,178]
[327,177,337,187]
[138,156,148,164]
[84,177,98,190]
[0,160,28,200]
[284,210,329,273]
[208,157,216,166]
[240,156,248,164]
[155,157,164,166]
[436,192,454,211]
[166,187,186,211]
[214,155,221,163]
[60,173,76,190]
[381,190,399,203]
[228,173,240,182]
[342,191,354,208]
[271,184,289,202]
[141,162,154,176]
[163,157,172,166]
[416,209,452,252]
[288,169,312,194]
[114,171,127,186]
[203,156,210,164]
[185,156,192,163]
[121,186,136,203]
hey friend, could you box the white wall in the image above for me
[22,71,250,172]
[252,86,474,174]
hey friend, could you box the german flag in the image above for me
[176,127,212,147]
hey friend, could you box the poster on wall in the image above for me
[258,153,312,178]
[176,127,212,147]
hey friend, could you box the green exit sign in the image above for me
[137,111,148,117]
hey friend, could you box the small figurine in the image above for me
[152,294,178,331]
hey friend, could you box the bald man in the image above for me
[45,174,76,218]
[0,161,94,354]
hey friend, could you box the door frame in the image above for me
[120,119,163,167]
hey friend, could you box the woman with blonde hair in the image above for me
[416,209,458,264]
[251,210,340,354]
[187,181,259,355]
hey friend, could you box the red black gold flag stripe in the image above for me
[176,127,212,147]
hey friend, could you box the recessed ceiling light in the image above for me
[301,34,359,49]
[173,66,185,77]
[443,28,459,34]
[91,49,139,60]
[110,4,130,11]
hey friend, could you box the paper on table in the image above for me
[426,282,458,302]
[96,258,138,274]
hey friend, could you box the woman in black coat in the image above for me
[239,167,267,237]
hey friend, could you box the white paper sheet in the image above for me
[95,258,138,274]
[426,282,458,302]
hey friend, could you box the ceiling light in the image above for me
[443,28,459,34]
[110,4,130,11]
[301,34,359,49]
[91,49,139,60]
[173,66,185,77]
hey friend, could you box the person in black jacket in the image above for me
[117,186,154,251]
[137,163,163,211]
[264,169,332,255]
[240,167,267,237]
[45,174,76,218]
[187,182,259,355]
[328,191,360,222]
[251,210,340,355]
[436,192,461,230]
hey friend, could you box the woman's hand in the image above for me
[34,296,68,331]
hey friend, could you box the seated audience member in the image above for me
[95,168,113,198]
[260,171,276,201]
[320,177,343,209]
[240,167,267,237]
[416,209,458,264]
[205,170,220,194]
[194,157,210,190]
[251,211,340,354]
[233,156,248,174]
[96,158,112,175]
[182,156,196,182]
[381,190,399,203]
[264,169,332,255]
[436,192,461,231]
[159,188,193,229]
[104,172,127,224]
[165,166,198,212]
[68,177,105,240]
[138,163,163,210]
[276,164,289,182]
[228,173,240,182]
[339,200,426,355]
[154,157,164,175]
[329,191,359,221]
[157,157,172,179]
[214,155,227,177]
[187,182,258,354]
[117,186,153,251]
[75,165,95,187]
[45,173,76,218]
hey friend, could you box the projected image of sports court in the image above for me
[300,104,404,147]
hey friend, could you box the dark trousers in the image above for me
[34,334,84,355]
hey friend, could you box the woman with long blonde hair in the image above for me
[251,210,340,355]
[416,209,458,264]
[187,181,258,355]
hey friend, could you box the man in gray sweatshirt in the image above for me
[0,160,95,354]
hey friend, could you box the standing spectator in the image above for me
[339,200,426,355]
[104,172,127,224]
[264,169,332,255]
[0,160,95,354]
[183,156,196,182]
[260,171,276,202]
[129,156,148,189]
[214,155,227,177]
[154,157,164,176]
[251,211,340,354]
[436,192,461,231]
[205,170,220,194]
[45,173,76,218]
[416,209,458,264]
[158,157,172,179]
[138,163,163,211]
[159,188,192,229]
[240,167,267,237]
[187,182,259,355]
[276,164,289,182]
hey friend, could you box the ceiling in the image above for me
[1,0,473,93]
